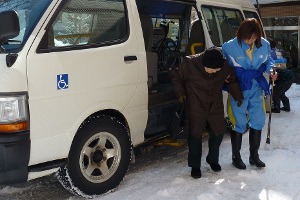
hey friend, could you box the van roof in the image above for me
[136,0,256,17]
[197,0,255,9]
[136,0,196,5]
[136,0,196,17]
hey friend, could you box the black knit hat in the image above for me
[202,46,226,69]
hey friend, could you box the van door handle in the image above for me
[124,56,137,61]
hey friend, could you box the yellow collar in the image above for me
[246,43,255,62]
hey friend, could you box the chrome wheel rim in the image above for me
[79,132,121,183]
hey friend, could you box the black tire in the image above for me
[57,115,132,198]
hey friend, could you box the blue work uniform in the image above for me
[222,37,275,133]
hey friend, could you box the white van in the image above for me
[0,0,262,197]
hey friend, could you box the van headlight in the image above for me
[0,93,28,132]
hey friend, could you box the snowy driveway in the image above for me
[1,84,300,200]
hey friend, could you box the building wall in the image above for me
[260,4,300,17]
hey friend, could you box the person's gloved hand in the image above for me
[270,69,278,82]
[178,96,186,103]
[237,99,243,107]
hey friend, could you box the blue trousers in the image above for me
[228,86,266,133]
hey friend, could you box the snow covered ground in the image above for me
[1,84,300,200]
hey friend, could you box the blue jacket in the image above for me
[222,37,275,94]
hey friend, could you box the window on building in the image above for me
[46,0,128,49]
[262,17,299,68]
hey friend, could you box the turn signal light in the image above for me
[0,121,28,132]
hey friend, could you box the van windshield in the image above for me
[0,0,52,53]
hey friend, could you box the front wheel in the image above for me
[57,115,132,198]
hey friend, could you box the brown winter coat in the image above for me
[171,53,243,138]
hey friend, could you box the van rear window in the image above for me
[201,6,243,46]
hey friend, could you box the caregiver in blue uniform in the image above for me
[222,18,277,170]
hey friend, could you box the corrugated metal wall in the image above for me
[260,4,300,17]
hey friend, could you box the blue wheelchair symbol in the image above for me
[57,74,69,90]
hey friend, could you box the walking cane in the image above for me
[266,68,275,144]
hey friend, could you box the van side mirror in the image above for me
[0,10,20,45]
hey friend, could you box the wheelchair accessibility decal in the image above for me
[57,74,69,90]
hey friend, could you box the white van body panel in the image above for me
[0,54,27,92]
[0,1,63,93]
[26,0,145,165]
[122,0,148,146]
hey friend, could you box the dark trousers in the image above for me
[187,125,223,168]
[273,82,292,103]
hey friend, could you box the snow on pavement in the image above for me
[1,84,300,200]
[96,83,300,200]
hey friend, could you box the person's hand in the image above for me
[237,99,243,107]
[270,69,278,82]
[178,96,186,103]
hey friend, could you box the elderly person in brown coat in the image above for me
[171,46,243,178]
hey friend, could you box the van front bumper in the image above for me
[0,131,30,184]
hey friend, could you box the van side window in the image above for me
[202,7,220,46]
[44,0,128,49]
[244,11,260,21]
[201,6,243,46]
[243,11,264,37]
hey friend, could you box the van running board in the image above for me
[153,137,186,146]
[153,130,209,146]
[28,158,67,172]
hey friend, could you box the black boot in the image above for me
[281,99,290,112]
[249,128,266,167]
[230,131,246,169]
[206,127,223,172]
[206,156,221,172]
[187,135,202,171]
[272,99,280,113]
[191,167,201,178]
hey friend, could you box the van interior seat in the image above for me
[140,14,158,89]
[186,19,205,56]
[220,20,236,44]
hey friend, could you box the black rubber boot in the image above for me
[206,156,221,172]
[206,126,223,172]
[187,135,202,169]
[230,131,246,170]
[191,167,201,178]
[249,128,266,167]
[272,99,280,113]
[281,99,290,112]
